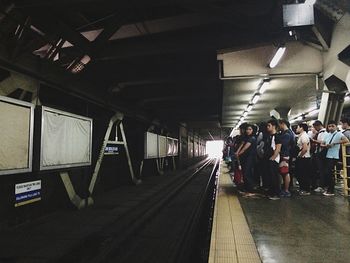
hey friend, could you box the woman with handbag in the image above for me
[235,124,257,197]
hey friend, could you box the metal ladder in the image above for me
[341,143,350,196]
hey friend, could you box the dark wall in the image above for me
[0,84,207,229]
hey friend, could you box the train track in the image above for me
[59,158,219,263]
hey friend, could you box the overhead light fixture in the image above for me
[247,105,253,112]
[307,109,319,116]
[305,0,316,5]
[252,94,260,104]
[240,116,245,122]
[269,46,286,68]
[296,116,303,121]
[258,81,270,94]
[243,111,248,117]
[288,30,293,36]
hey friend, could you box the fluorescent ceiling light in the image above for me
[252,94,260,104]
[289,30,293,36]
[345,96,350,101]
[305,0,316,5]
[296,116,303,121]
[247,105,253,112]
[240,116,245,122]
[259,81,270,94]
[269,47,286,68]
[307,109,319,116]
[243,111,248,117]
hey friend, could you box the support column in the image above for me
[275,107,290,119]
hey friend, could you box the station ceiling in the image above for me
[0,0,347,139]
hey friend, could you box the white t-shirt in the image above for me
[297,132,311,158]
[271,135,280,163]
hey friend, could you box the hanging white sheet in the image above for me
[41,108,92,169]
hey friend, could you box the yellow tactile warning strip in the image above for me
[208,161,261,263]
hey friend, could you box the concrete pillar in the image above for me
[274,107,291,119]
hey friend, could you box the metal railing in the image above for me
[341,143,350,196]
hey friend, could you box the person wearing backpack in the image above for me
[265,119,282,200]
[256,122,268,189]
[278,119,294,197]
[295,123,312,196]
[320,120,349,196]
[310,120,327,192]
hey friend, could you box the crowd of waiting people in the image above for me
[223,118,350,200]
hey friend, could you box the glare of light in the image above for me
[296,116,303,121]
[240,116,245,122]
[345,96,350,101]
[305,0,316,5]
[247,104,253,112]
[206,140,224,158]
[252,94,260,104]
[243,111,248,117]
[289,30,293,36]
[307,109,319,116]
[269,46,286,68]
[258,81,270,94]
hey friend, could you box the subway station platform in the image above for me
[210,162,350,263]
[208,163,261,263]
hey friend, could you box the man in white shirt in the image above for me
[296,123,311,195]
[311,120,327,192]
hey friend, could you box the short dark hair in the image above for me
[267,119,279,128]
[279,119,290,128]
[328,120,337,126]
[313,120,323,127]
[298,123,308,132]
[340,117,350,125]
[239,122,248,130]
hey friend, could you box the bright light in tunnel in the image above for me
[206,140,224,158]
[269,46,286,68]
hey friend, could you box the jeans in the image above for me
[268,160,280,196]
[323,158,337,193]
[241,156,255,192]
[295,158,311,192]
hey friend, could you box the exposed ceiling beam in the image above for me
[14,0,221,8]
[0,43,155,123]
[92,26,280,61]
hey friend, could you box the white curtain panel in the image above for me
[0,101,31,170]
[158,136,167,158]
[145,132,158,159]
[42,111,91,167]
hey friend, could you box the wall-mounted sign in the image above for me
[105,145,119,155]
[15,180,41,207]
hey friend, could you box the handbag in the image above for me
[319,132,337,159]
[233,157,244,185]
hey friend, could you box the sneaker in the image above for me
[313,187,324,193]
[280,190,291,197]
[323,191,335,196]
[268,195,280,200]
[299,190,311,196]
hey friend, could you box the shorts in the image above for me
[279,157,290,175]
